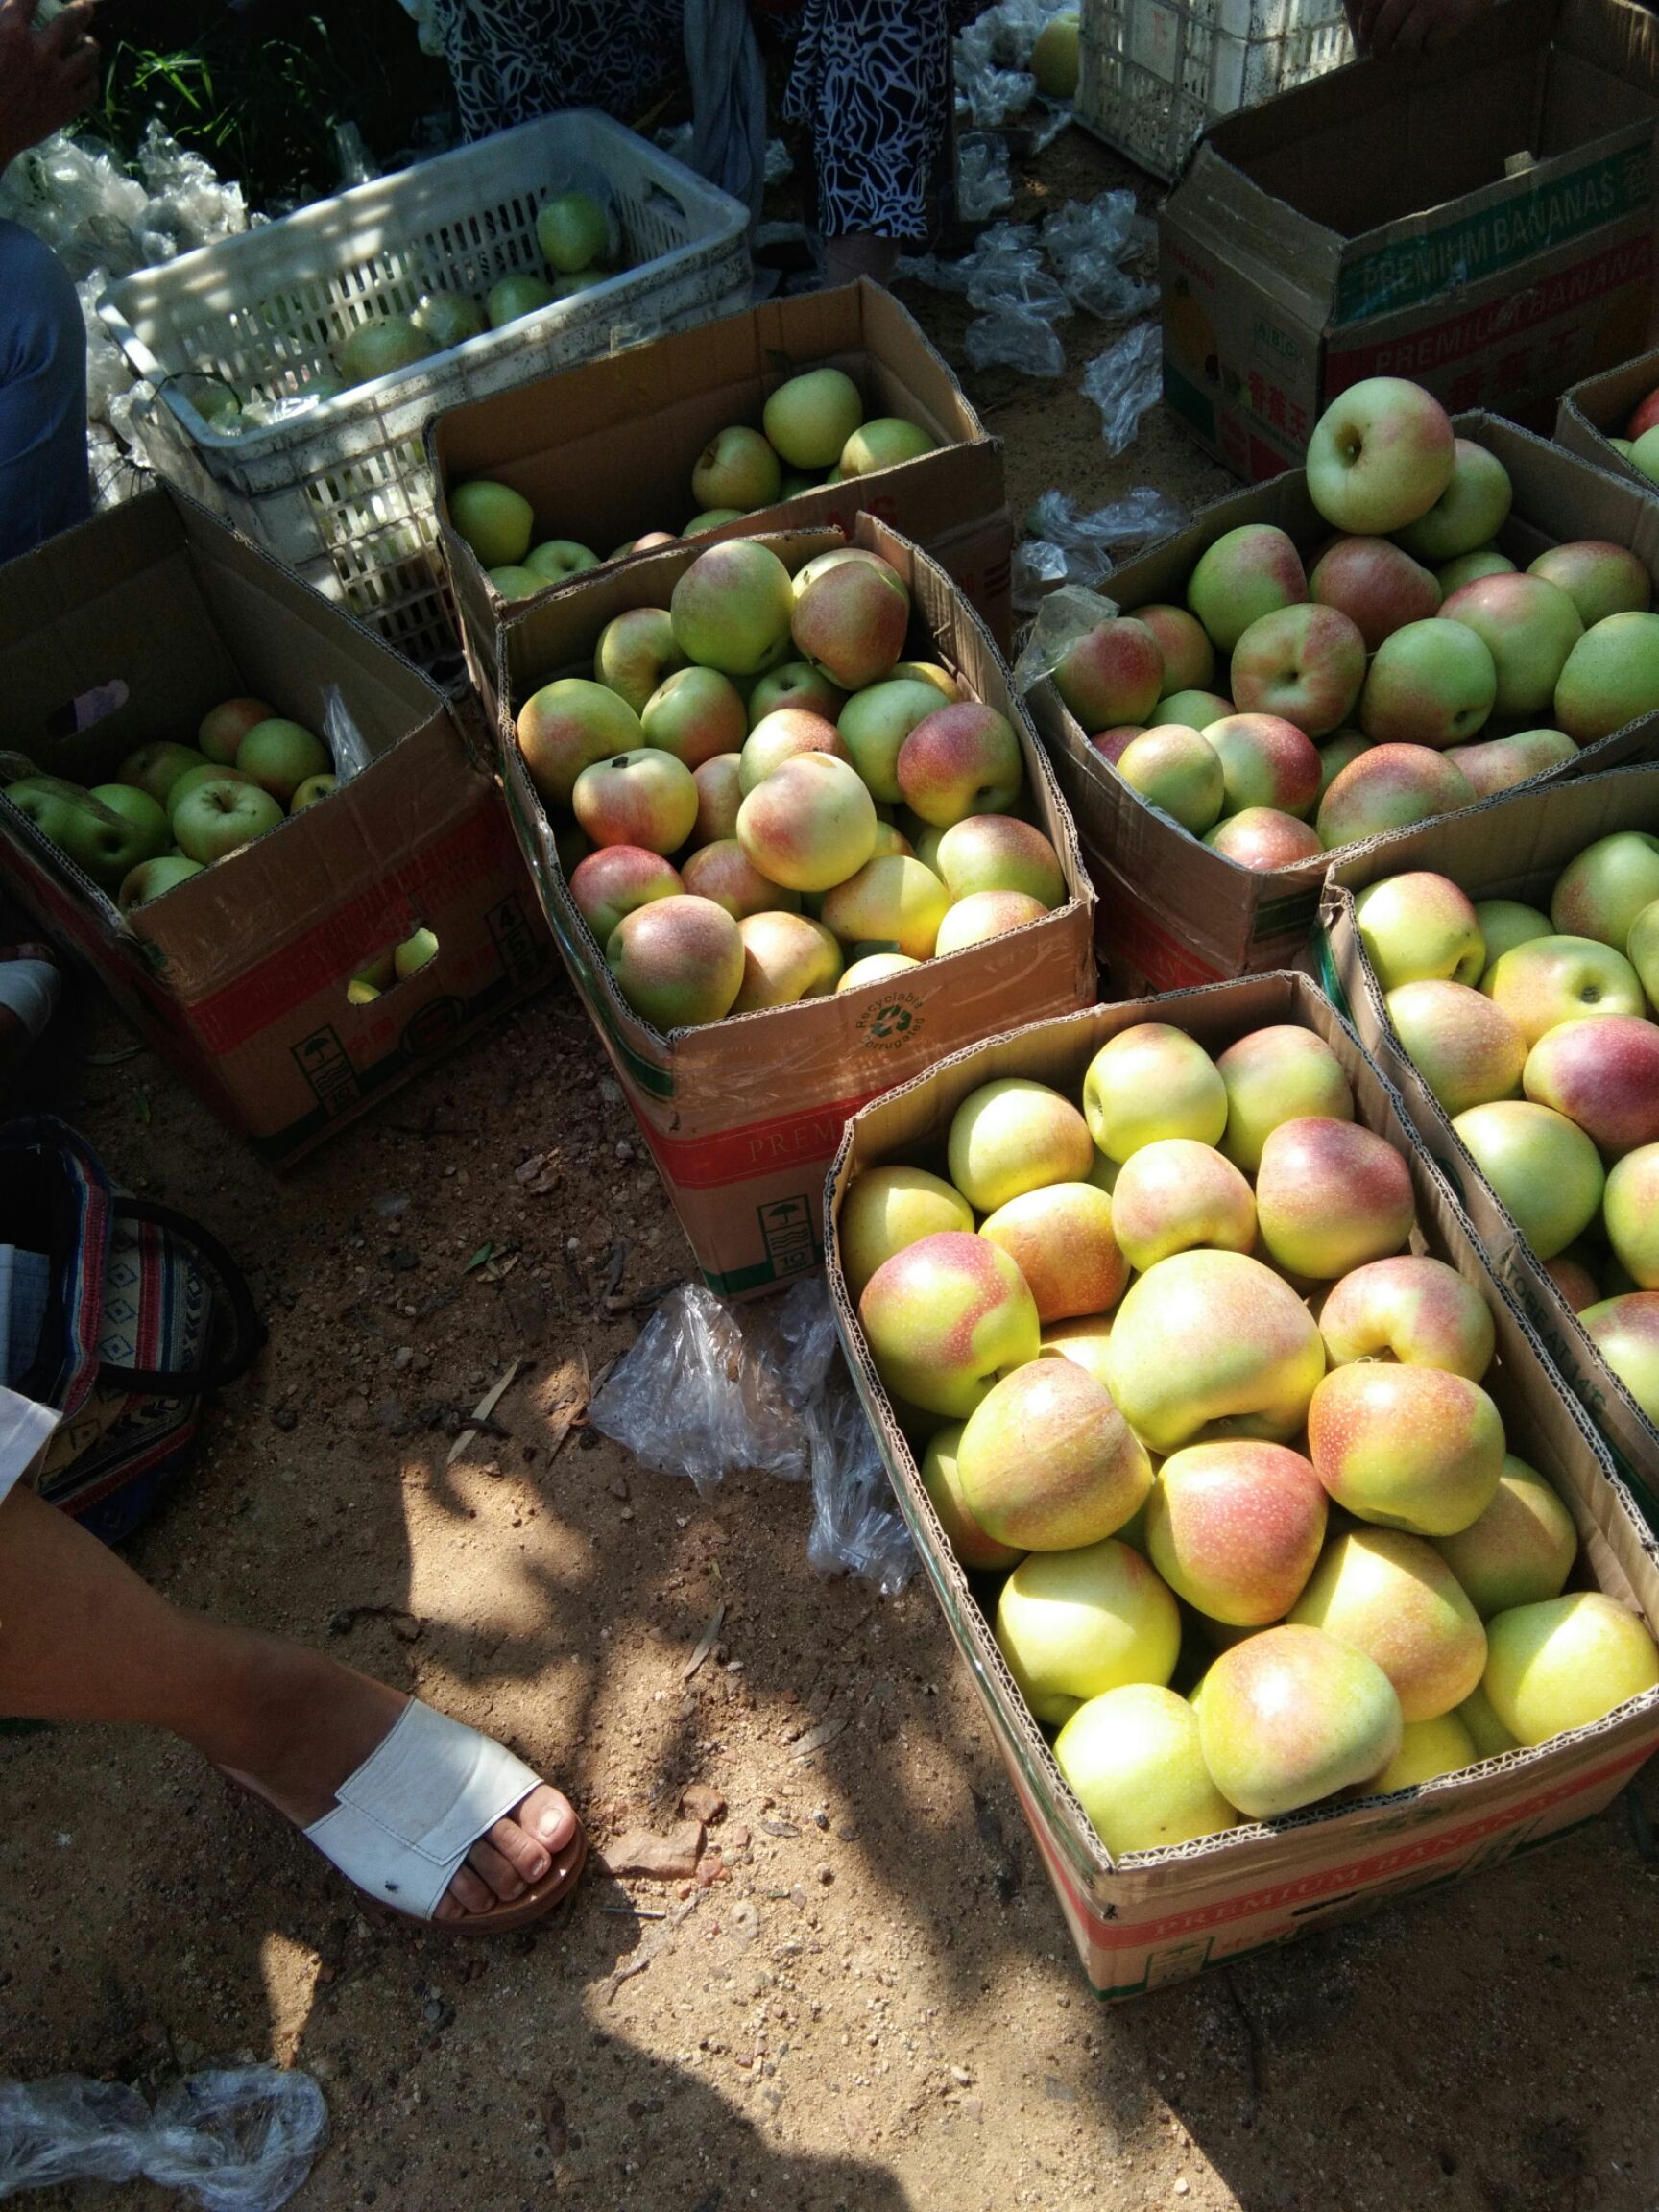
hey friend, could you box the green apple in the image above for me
[837,679,948,804]
[838,417,938,477]
[118,853,204,910]
[291,773,337,813]
[394,927,439,980]
[451,479,534,569]
[237,719,330,805]
[691,426,781,514]
[1475,898,1552,983]
[88,782,169,859]
[553,268,609,299]
[335,316,434,385]
[165,761,252,825]
[487,274,555,327]
[763,367,863,470]
[8,778,160,890]
[683,508,745,537]
[173,778,285,864]
[537,190,610,274]
[1055,1683,1236,1855]
[1628,897,1659,1006]
[1483,1591,1659,1744]
[118,742,210,806]
[524,540,599,586]
[490,565,544,600]
[995,1539,1181,1726]
[1551,830,1659,950]
[1451,1099,1604,1259]
[412,290,487,349]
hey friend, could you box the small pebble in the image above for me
[271,1407,298,1433]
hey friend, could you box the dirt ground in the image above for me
[12,124,1659,2212]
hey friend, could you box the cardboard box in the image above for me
[493,519,1097,1296]
[1321,765,1659,1505]
[1161,0,1659,482]
[0,490,552,1163]
[1028,414,1659,995]
[427,278,1013,719]
[1557,342,1659,484]
[826,971,1659,1997]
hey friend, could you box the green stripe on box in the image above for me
[1314,928,1351,1018]
[1334,149,1651,325]
[1162,355,1216,443]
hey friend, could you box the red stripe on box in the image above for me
[634,1089,887,1190]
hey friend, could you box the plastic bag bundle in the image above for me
[963,226,1069,318]
[955,132,1015,222]
[955,0,1077,124]
[0,2067,326,2211]
[1042,192,1157,320]
[0,122,245,285]
[1082,322,1164,456]
[1011,484,1185,607]
[590,1280,914,1591]
[964,312,1066,376]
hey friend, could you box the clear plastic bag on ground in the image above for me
[1082,322,1163,455]
[1012,484,1185,606]
[1043,192,1157,320]
[0,2068,326,2210]
[955,132,1015,222]
[590,1280,914,1592]
[964,312,1066,376]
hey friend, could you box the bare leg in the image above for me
[0,1482,577,1921]
[824,232,901,288]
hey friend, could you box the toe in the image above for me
[465,1835,527,1904]
[487,1814,552,1887]
[445,1861,498,1916]
[518,1783,579,1854]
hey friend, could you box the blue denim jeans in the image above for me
[0,219,91,563]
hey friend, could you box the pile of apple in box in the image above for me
[515,535,1070,1026]
[836,1015,1659,1857]
[1056,376,1659,867]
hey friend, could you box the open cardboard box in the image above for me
[825,972,1659,1996]
[428,279,1013,722]
[1556,344,1659,487]
[1161,0,1659,482]
[1027,414,1659,996]
[0,489,551,1163]
[1321,764,1659,1505]
[492,518,1096,1296]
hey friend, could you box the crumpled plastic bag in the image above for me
[955,131,1015,222]
[1042,192,1157,319]
[0,2067,326,2211]
[0,120,245,284]
[1082,322,1164,455]
[589,1280,914,1593]
[1011,581,1119,693]
[1012,485,1185,607]
[955,0,1077,124]
[965,312,1066,376]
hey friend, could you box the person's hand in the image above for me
[0,0,101,172]
[1354,0,1489,58]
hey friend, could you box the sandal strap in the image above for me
[303,1701,542,1921]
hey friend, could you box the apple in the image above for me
[1031,8,1082,95]
[957,1358,1151,1552]
[1185,524,1307,654]
[690,425,781,514]
[977,1180,1128,1324]
[1104,1249,1326,1453]
[858,1229,1041,1419]
[637,665,748,770]
[1144,1440,1325,1625]
[1579,1293,1659,1423]
[517,677,640,805]
[738,707,852,793]
[838,951,920,992]
[1039,1316,1117,1391]
[290,773,336,813]
[166,762,252,824]
[412,289,486,349]
[731,910,842,1010]
[1255,1116,1415,1279]
[569,845,685,939]
[947,1076,1095,1212]
[749,662,847,727]
[1202,711,1321,817]
[1395,438,1513,561]
[1308,1361,1505,1535]
[593,607,687,714]
[1551,830,1659,950]
[537,188,609,271]
[763,367,863,469]
[837,679,950,803]
[521,541,598,588]
[118,742,210,806]
[1055,1685,1237,1855]
[1606,1143,1659,1286]
[1216,1025,1354,1172]
[1052,616,1164,731]
[791,554,909,690]
[1524,1018,1659,1156]
[1229,604,1365,738]
[1545,1249,1601,1312]
[935,815,1064,907]
[840,1165,974,1300]
[896,704,1023,828]
[1318,1253,1495,1380]
[336,316,434,384]
[821,854,950,956]
[1485,934,1646,1046]
[920,1424,1024,1573]
[671,540,795,675]
[1305,377,1455,534]
[1082,1022,1227,1163]
[87,782,168,859]
[198,695,275,764]
[1529,541,1652,627]
[995,1539,1181,1725]
[117,854,204,910]
[1628,897,1659,1004]
[1316,743,1476,849]
[1309,536,1439,652]
[1291,1527,1486,1720]
[173,778,285,863]
[572,750,698,854]
[1196,1623,1403,1819]
[735,752,877,891]
[891,661,959,703]
[393,928,438,981]
[236,718,329,805]
[1445,727,1577,799]
[1438,549,1514,593]
[1355,869,1484,989]
[1204,809,1324,869]
[487,274,555,326]
[1483,1591,1659,1744]
[1117,725,1225,832]
[13,783,168,889]
[1135,603,1216,694]
[606,892,745,1028]
[674,840,785,922]
[692,753,744,845]
[1452,1099,1605,1259]
[1552,611,1659,742]
[1385,979,1527,1117]
[1458,1684,1518,1756]
[1433,1455,1577,1619]
[839,417,938,475]
[869,822,913,859]
[450,479,533,568]
[1476,899,1552,979]
[934,890,1048,952]
[1367,1711,1477,1792]
[489,565,543,601]
[1108,1139,1256,1272]
[1437,573,1583,719]
[1358,617,1497,748]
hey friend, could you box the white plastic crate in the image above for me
[100,112,751,673]
[1077,0,1353,181]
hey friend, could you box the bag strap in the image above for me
[98,1198,268,1397]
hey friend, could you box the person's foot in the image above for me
[0,943,59,1088]
[213,1634,578,1923]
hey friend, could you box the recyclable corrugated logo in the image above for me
[858,994,924,1048]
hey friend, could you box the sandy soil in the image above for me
[9,124,1659,2212]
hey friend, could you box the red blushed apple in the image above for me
[1256,1116,1416,1279]
[568,845,685,940]
[1523,1015,1659,1155]
[606,893,746,1029]
[1444,728,1578,800]
[1202,712,1321,818]
[1229,604,1366,737]
[1305,377,1455,536]
[1579,1292,1659,1423]
[1437,572,1583,719]
[681,838,800,922]
[1203,808,1324,870]
[1528,541,1652,628]
[1133,603,1215,695]
[1358,617,1497,750]
[1186,524,1308,655]
[1144,1441,1328,1626]
[692,753,743,845]
[1315,744,1476,850]
[1317,1254,1496,1381]
[1310,536,1440,652]
[1628,387,1659,441]
[1090,725,1144,763]
[1052,616,1165,732]
[1543,1249,1600,1312]
[791,554,910,690]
